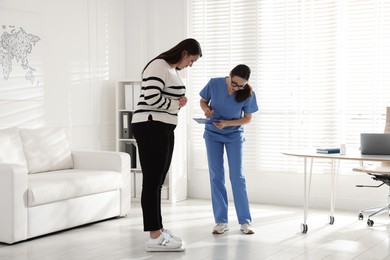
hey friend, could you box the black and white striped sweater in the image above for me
[131,59,185,125]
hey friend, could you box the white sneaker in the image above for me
[163,229,182,242]
[212,223,229,234]
[240,223,254,234]
[145,232,185,252]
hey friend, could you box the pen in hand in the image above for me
[204,107,214,118]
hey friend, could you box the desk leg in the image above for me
[329,159,340,225]
[301,157,313,234]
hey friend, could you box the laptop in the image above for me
[360,133,390,155]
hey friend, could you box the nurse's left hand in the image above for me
[213,120,227,129]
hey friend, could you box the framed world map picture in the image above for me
[0,8,43,101]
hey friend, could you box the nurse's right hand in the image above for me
[204,107,214,118]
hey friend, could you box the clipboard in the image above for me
[193,118,219,124]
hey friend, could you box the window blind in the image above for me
[188,0,390,175]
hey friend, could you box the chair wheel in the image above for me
[329,216,335,225]
[358,213,364,220]
[367,219,374,226]
[301,223,308,234]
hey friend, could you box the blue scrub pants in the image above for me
[205,137,252,225]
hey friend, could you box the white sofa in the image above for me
[0,127,131,244]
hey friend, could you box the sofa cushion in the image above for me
[27,169,123,207]
[20,127,74,174]
[0,128,28,167]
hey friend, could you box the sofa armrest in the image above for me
[71,150,131,216]
[0,164,28,244]
[72,150,130,174]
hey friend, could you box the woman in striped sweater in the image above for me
[131,38,202,252]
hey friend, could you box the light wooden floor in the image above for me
[1,199,390,260]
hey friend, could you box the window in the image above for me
[189,0,390,175]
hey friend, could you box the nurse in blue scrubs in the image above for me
[199,64,258,235]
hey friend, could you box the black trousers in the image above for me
[132,119,176,231]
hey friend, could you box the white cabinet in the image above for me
[115,80,187,203]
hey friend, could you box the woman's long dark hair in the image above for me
[142,38,202,74]
[231,64,253,102]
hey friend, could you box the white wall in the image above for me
[124,0,188,79]
[0,0,126,151]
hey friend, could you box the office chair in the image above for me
[353,107,390,227]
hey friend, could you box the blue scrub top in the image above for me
[199,77,259,142]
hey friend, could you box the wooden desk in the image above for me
[282,150,390,233]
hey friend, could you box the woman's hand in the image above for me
[204,107,213,118]
[213,120,227,129]
[200,98,213,117]
[213,114,252,129]
[178,96,188,108]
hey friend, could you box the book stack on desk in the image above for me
[316,148,340,154]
